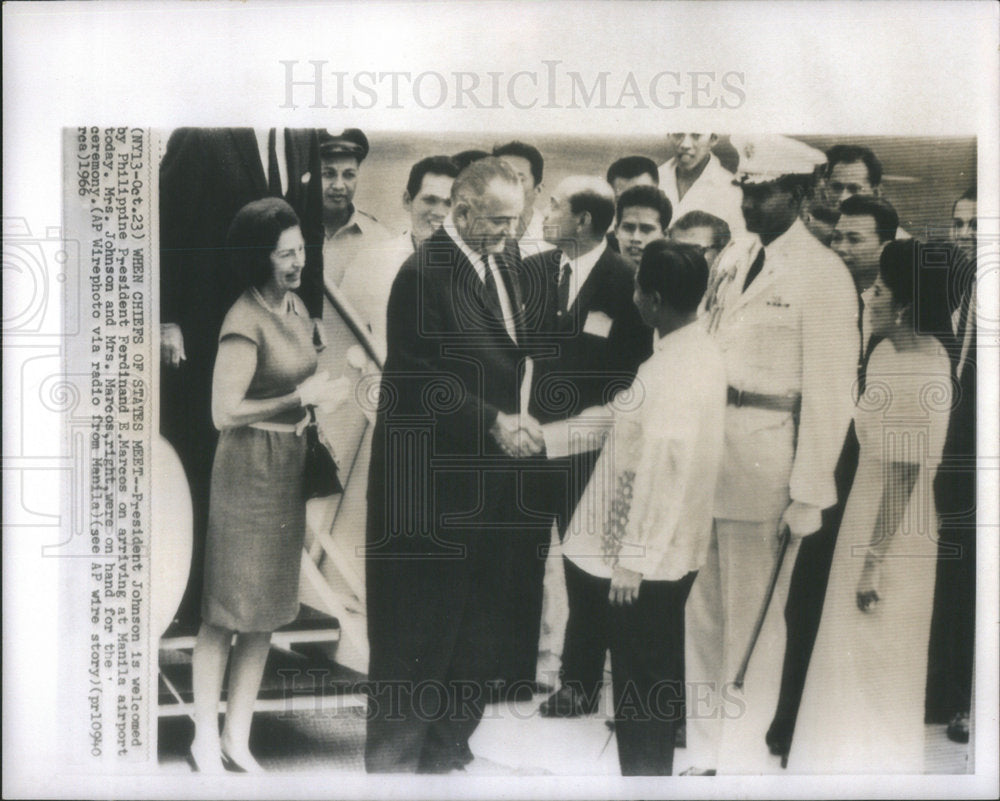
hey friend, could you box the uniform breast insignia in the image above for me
[766,296,790,308]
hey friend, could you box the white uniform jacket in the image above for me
[706,220,858,522]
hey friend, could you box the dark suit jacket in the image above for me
[364,224,544,700]
[366,223,537,559]
[521,245,652,525]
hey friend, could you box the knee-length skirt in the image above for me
[202,426,307,631]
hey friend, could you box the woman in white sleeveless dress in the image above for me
[789,240,956,773]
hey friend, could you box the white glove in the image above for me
[780,500,823,538]
[297,371,351,411]
[160,323,186,367]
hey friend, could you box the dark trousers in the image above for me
[569,562,695,775]
[771,424,858,741]
[526,452,610,696]
[925,525,976,721]
[925,371,976,724]
[491,529,551,692]
[770,517,839,734]
[365,539,505,773]
[560,557,611,701]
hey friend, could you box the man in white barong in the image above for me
[543,239,727,775]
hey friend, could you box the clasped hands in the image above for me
[491,411,545,458]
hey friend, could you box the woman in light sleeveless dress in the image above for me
[789,240,956,774]
[189,198,342,773]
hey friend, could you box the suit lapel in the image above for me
[443,231,504,334]
[230,128,268,197]
[284,129,307,206]
[570,248,607,319]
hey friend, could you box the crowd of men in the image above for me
[159,128,977,775]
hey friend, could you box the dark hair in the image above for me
[452,149,490,173]
[839,195,899,242]
[956,185,977,204]
[451,156,520,207]
[825,144,883,187]
[568,188,616,237]
[670,210,732,252]
[637,240,708,315]
[615,185,673,229]
[226,198,301,290]
[806,203,841,226]
[878,239,956,344]
[406,155,459,199]
[606,156,659,186]
[492,140,544,186]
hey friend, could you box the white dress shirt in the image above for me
[254,128,287,195]
[660,153,745,238]
[442,215,519,344]
[555,321,727,580]
[558,239,607,311]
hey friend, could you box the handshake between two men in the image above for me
[490,410,546,459]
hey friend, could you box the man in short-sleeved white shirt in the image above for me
[659,133,745,239]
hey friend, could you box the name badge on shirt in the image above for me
[583,310,613,338]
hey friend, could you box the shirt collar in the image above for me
[325,204,365,239]
[654,317,702,354]
[763,217,809,256]
[560,238,607,284]
[443,213,490,277]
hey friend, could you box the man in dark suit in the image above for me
[158,127,323,626]
[520,176,653,717]
[926,188,977,744]
[364,157,545,773]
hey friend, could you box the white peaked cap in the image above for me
[730,135,826,184]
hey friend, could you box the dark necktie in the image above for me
[481,255,503,319]
[557,262,572,316]
[267,128,282,197]
[742,247,766,293]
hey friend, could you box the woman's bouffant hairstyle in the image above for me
[226,197,301,290]
[878,239,958,348]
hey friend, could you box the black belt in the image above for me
[727,386,800,414]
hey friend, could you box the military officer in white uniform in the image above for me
[682,136,859,775]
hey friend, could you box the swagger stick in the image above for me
[733,524,791,690]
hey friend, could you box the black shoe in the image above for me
[538,685,598,718]
[946,711,970,744]
[766,718,792,768]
